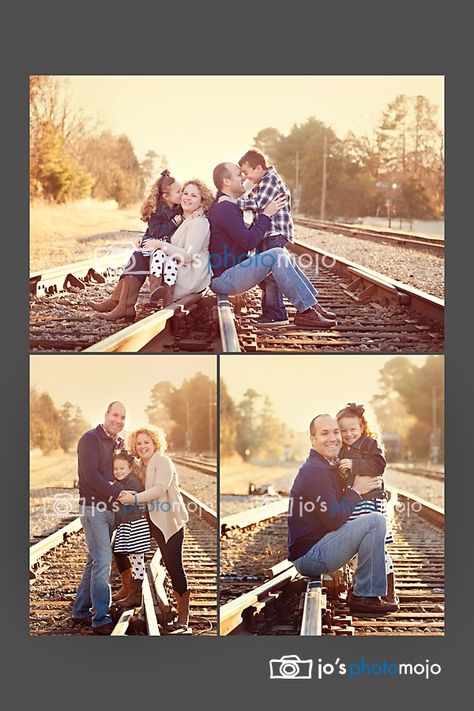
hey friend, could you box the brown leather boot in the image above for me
[148,274,163,303]
[88,279,124,312]
[112,568,132,602]
[98,276,141,322]
[118,578,143,609]
[293,308,336,329]
[382,572,400,607]
[162,283,174,308]
[173,589,190,629]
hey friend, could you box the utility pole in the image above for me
[320,133,328,220]
[295,151,300,212]
[431,386,439,464]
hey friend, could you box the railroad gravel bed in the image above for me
[296,227,444,299]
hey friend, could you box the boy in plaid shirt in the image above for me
[237,149,294,325]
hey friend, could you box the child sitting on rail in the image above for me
[111,450,150,609]
[88,170,184,314]
[336,403,398,606]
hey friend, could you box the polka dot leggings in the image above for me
[150,249,179,286]
[128,553,145,580]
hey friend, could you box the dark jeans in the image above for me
[115,520,188,595]
[256,234,289,319]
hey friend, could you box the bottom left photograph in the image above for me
[29,354,217,636]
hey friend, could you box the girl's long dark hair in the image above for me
[140,169,177,222]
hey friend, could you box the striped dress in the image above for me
[113,472,151,554]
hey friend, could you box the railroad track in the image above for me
[219,489,444,636]
[30,239,443,353]
[29,490,217,636]
[171,455,217,477]
[294,217,444,253]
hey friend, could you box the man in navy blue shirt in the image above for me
[208,163,336,329]
[72,401,127,633]
[288,414,399,614]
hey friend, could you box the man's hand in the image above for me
[218,195,237,204]
[118,490,137,505]
[262,193,286,217]
[352,475,382,496]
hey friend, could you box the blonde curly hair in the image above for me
[127,427,168,459]
[182,179,214,214]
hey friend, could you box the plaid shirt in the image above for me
[237,166,293,242]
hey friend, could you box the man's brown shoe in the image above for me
[293,308,336,329]
[349,595,399,615]
[314,303,337,320]
[92,622,115,635]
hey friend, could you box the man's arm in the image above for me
[305,469,362,531]
[78,434,123,501]
[214,202,272,251]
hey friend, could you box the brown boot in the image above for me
[98,276,141,322]
[88,279,124,312]
[293,308,336,329]
[118,578,143,609]
[148,274,163,304]
[162,283,175,308]
[173,589,190,628]
[382,572,400,607]
[112,568,132,602]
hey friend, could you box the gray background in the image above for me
[5,2,471,707]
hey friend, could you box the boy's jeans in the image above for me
[292,512,388,596]
[257,236,317,320]
[210,247,317,313]
[72,506,116,628]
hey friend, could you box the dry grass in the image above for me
[30,450,77,489]
[30,198,143,271]
[220,457,302,495]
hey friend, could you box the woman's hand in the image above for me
[134,235,143,248]
[142,239,162,251]
[191,207,204,219]
[118,490,137,505]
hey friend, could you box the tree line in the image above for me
[147,373,216,454]
[30,389,90,455]
[29,76,167,207]
[220,382,299,462]
[371,356,444,461]
[255,94,444,220]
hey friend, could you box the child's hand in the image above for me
[142,239,162,251]
[191,207,204,219]
[339,458,352,472]
[173,214,183,225]
[218,195,237,204]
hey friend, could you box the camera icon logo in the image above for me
[269,655,313,680]
[43,493,75,517]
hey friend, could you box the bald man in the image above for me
[288,414,398,615]
[72,401,127,633]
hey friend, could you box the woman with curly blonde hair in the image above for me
[118,427,191,631]
[145,179,214,303]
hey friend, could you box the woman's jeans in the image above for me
[210,247,317,313]
[72,506,116,628]
[293,512,388,597]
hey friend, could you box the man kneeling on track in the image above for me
[287,414,399,615]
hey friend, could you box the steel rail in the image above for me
[294,217,444,252]
[221,498,289,536]
[30,253,127,296]
[216,295,241,352]
[290,239,444,324]
[300,579,327,636]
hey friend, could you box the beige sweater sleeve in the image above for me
[135,454,173,503]
[167,218,210,262]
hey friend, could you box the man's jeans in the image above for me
[257,235,289,320]
[293,512,387,597]
[210,247,317,313]
[72,506,116,628]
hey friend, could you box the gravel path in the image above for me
[295,226,445,299]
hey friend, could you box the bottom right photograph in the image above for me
[219,354,444,637]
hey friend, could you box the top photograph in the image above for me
[29,76,444,354]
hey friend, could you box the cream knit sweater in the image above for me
[164,215,211,299]
[135,452,189,542]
